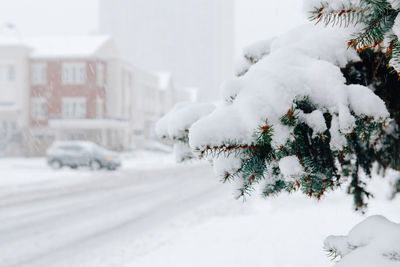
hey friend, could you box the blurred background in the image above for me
[0,0,305,157]
[1,2,399,267]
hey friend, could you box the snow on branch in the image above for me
[235,38,276,77]
[158,24,391,206]
[158,24,390,207]
[324,216,400,267]
[156,102,215,162]
[189,25,388,150]
[305,0,400,72]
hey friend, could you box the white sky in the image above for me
[0,0,307,53]
[0,0,99,36]
[236,0,307,53]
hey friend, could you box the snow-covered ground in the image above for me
[0,153,399,267]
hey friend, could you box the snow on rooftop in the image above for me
[25,35,111,58]
[0,24,25,46]
[0,33,112,58]
[0,36,24,46]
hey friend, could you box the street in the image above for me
[0,157,229,267]
[0,156,399,267]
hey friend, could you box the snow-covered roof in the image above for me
[25,35,112,59]
[0,36,25,47]
[0,25,25,47]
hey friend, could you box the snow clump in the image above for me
[324,215,400,267]
[189,24,388,151]
[279,156,304,181]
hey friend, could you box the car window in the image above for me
[58,145,84,152]
[93,145,105,154]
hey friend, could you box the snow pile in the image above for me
[278,156,304,181]
[324,215,400,267]
[130,173,400,267]
[234,59,252,77]
[156,102,215,162]
[298,110,327,136]
[243,38,276,62]
[156,102,215,141]
[234,38,275,76]
[189,24,388,152]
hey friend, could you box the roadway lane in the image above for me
[0,162,228,267]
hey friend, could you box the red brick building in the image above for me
[30,59,106,125]
[0,34,187,156]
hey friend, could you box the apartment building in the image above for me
[0,34,182,156]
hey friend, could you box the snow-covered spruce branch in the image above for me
[156,102,215,162]
[309,2,366,27]
[340,45,400,180]
[308,0,400,72]
[196,99,384,205]
[235,38,275,77]
[157,25,392,210]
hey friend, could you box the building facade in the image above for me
[0,37,30,156]
[0,34,181,156]
[99,0,235,102]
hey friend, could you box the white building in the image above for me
[99,0,235,102]
[105,60,181,145]
[0,35,30,155]
[0,32,183,156]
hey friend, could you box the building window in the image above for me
[62,63,86,84]
[8,65,15,81]
[62,98,86,119]
[31,63,47,85]
[1,120,17,135]
[96,63,105,86]
[96,97,104,118]
[0,65,16,82]
[32,97,47,121]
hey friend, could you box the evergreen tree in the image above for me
[157,0,400,212]
[156,2,400,265]
[310,0,400,205]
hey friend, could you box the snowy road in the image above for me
[0,158,229,267]
[0,157,399,267]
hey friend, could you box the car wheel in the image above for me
[107,166,117,171]
[70,165,78,169]
[50,160,62,169]
[90,160,102,171]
